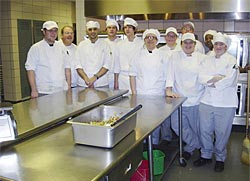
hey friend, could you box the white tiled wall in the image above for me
[0,0,76,101]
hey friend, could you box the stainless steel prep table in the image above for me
[3,87,128,146]
[0,94,186,181]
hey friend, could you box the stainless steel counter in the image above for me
[8,87,128,143]
[0,93,186,181]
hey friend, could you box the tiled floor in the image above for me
[161,129,250,181]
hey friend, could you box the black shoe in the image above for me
[182,151,192,161]
[193,157,212,167]
[214,161,224,172]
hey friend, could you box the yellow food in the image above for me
[89,115,120,126]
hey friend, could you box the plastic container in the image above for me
[142,150,165,175]
[130,160,149,181]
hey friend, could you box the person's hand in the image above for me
[31,90,39,98]
[244,64,250,72]
[84,77,91,87]
[207,75,225,84]
[166,90,180,98]
[88,76,97,88]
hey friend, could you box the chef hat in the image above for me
[106,19,119,30]
[203,30,217,41]
[183,21,195,29]
[41,21,58,31]
[124,17,138,28]
[181,33,196,42]
[86,21,100,30]
[213,32,231,48]
[143,29,160,44]
[165,27,178,36]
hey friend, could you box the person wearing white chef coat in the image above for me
[159,27,181,55]
[25,21,71,98]
[193,33,239,172]
[159,26,181,144]
[105,19,122,89]
[114,17,144,92]
[203,29,217,56]
[129,29,168,144]
[177,21,205,54]
[75,21,111,88]
[59,25,79,88]
[166,33,206,161]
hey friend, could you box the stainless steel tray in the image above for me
[67,105,141,148]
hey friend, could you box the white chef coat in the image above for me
[25,39,70,94]
[75,38,111,87]
[114,36,144,93]
[58,40,79,87]
[206,50,215,56]
[198,52,239,107]
[159,43,181,52]
[104,37,122,88]
[159,43,182,59]
[166,50,206,107]
[129,47,168,95]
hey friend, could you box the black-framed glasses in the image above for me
[145,36,157,40]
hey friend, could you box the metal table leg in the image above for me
[178,106,187,167]
[147,134,154,181]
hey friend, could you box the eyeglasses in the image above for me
[145,36,157,40]
[167,34,177,38]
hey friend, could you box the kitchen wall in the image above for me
[0,0,76,102]
[1,0,250,102]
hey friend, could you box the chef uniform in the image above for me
[203,30,217,56]
[129,29,168,144]
[104,19,122,89]
[159,27,181,56]
[59,39,78,88]
[25,21,70,95]
[177,21,205,54]
[166,33,206,156]
[75,21,111,87]
[195,33,239,171]
[114,17,144,93]
[159,27,181,142]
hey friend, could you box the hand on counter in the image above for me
[239,64,250,73]
[166,87,180,98]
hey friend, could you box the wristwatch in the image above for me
[94,74,99,79]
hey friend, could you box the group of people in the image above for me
[25,18,240,172]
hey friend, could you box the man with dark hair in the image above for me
[105,19,121,89]
[114,17,143,92]
[75,21,111,88]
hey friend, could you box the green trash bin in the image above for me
[143,149,165,175]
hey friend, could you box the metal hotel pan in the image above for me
[67,105,142,148]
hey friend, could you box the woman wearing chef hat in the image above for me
[166,33,206,161]
[129,29,169,144]
[114,17,144,93]
[178,21,205,54]
[194,32,239,172]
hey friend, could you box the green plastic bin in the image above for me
[143,149,165,175]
